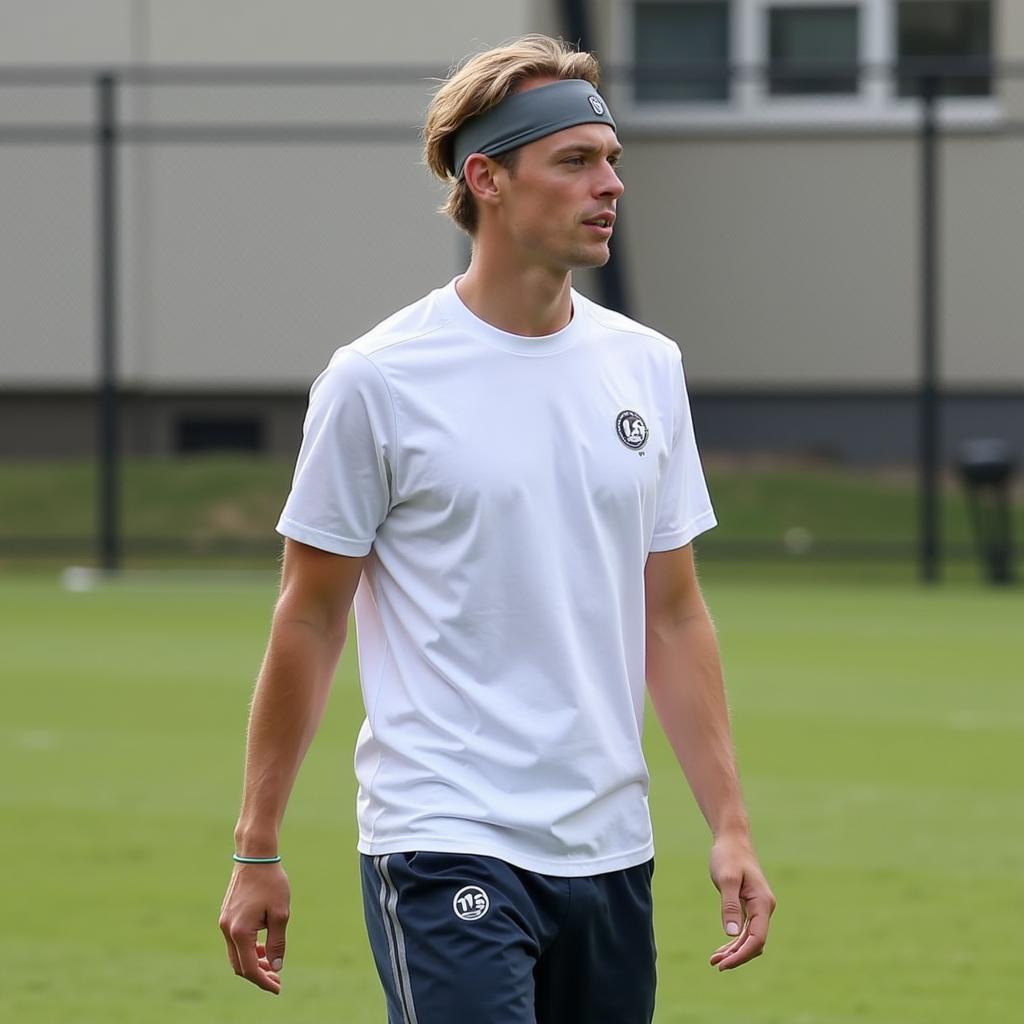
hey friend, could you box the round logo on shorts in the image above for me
[616,410,649,450]
[452,885,489,921]
[588,95,605,115]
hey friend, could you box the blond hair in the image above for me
[423,35,601,234]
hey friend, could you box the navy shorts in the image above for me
[360,851,656,1024]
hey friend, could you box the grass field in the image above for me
[2,571,1021,1022]
[3,456,1022,571]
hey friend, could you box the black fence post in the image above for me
[919,74,941,584]
[560,0,632,317]
[96,72,120,572]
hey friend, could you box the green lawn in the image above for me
[2,457,1021,570]
[2,574,1021,1022]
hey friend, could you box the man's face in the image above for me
[492,121,624,272]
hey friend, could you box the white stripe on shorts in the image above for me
[374,855,420,1024]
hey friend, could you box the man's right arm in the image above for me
[219,537,365,995]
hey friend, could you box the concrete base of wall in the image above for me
[2,388,1022,465]
[690,391,1024,465]
[0,390,307,459]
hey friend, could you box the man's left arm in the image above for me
[644,544,776,971]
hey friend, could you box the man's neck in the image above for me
[456,245,573,338]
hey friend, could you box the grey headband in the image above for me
[452,79,616,179]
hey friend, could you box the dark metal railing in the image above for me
[2,60,1023,578]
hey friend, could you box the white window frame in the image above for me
[611,0,1001,132]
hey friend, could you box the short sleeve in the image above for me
[650,350,717,552]
[276,348,395,556]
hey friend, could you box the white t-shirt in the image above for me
[277,277,716,876]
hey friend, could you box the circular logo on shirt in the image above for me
[453,885,490,922]
[588,95,605,115]
[616,410,649,450]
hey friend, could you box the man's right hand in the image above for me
[218,542,363,995]
[219,863,291,995]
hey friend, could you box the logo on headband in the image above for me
[588,95,605,115]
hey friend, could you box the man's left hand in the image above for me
[707,833,776,971]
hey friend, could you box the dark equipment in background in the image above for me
[176,416,265,454]
[958,438,1016,585]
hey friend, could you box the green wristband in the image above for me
[232,853,281,864]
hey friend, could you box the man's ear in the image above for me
[463,154,503,210]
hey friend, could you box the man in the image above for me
[219,34,774,1023]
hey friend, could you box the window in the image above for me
[768,6,861,96]
[621,0,1000,126]
[633,1,731,102]
[176,416,265,454]
[896,1,992,97]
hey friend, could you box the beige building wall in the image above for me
[0,0,546,389]
[1001,0,1024,58]
[592,0,1024,389]
[617,137,918,386]
[0,0,136,63]
[141,0,561,64]
[614,129,1024,389]
[1,0,1021,394]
